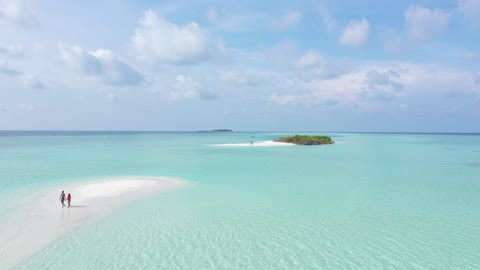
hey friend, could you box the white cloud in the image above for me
[169,74,216,100]
[59,42,144,86]
[340,18,369,47]
[404,6,450,42]
[292,50,324,69]
[170,75,199,99]
[290,49,351,79]
[272,10,301,30]
[262,58,480,114]
[0,43,24,57]
[362,70,404,101]
[0,0,39,29]
[318,2,337,32]
[132,10,223,64]
[458,0,480,29]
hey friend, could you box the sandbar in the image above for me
[0,176,184,269]
[211,140,294,147]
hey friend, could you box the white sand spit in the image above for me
[0,176,184,269]
[211,140,294,147]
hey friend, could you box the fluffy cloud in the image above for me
[339,18,369,47]
[404,6,450,42]
[361,70,404,101]
[169,75,199,99]
[169,74,215,100]
[272,11,301,30]
[292,50,324,69]
[458,0,480,29]
[0,0,39,29]
[59,43,144,86]
[291,49,351,79]
[132,10,223,64]
[263,57,480,115]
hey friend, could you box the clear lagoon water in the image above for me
[1,132,479,269]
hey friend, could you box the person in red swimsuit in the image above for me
[67,193,72,208]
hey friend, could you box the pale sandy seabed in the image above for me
[0,176,185,269]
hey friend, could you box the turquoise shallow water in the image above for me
[1,132,479,269]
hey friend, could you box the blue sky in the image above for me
[0,0,479,131]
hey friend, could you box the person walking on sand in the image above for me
[59,191,66,208]
[67,193,71,208]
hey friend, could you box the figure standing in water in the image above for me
[59,191,66,208]
[67,193,72,208]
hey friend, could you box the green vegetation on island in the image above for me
[275,135,334,145]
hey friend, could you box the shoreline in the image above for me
[211,140,295,147]
[0,176,185,269]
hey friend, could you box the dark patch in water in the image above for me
[466,162,480,167]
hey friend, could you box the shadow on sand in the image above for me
[69,205,87,208]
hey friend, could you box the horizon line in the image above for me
[1,130,480,135]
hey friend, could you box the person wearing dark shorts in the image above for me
[59,191,66,208]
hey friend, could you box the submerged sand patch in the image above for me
[0,176,184,269]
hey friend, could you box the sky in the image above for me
[0,0,479,132]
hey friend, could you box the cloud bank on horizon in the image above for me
[0,0,479,132]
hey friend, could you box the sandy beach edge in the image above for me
[210,140,295,147]
[0,176,187,269]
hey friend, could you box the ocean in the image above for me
[1,131,479,269]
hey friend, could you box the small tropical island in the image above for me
[275,135,334,145]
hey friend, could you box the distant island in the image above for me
[198,129,233,132]
[275,135,334,145]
